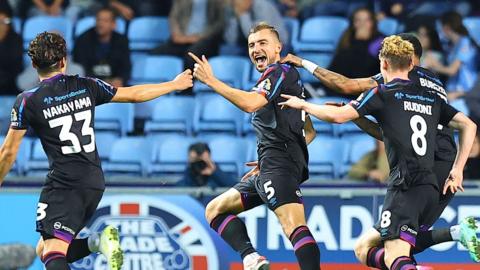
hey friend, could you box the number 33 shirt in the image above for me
[349,78,458,189]
[10,74,117,190]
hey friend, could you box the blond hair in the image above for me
[249,22,281,42]
[379,35,414,70]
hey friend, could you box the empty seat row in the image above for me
[2,133,376,180]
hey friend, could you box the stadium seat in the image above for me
[292,16,348,53]
[149,136,196,176]
[283,17,300,46]
[194,56,250,93]
[0,96,17,135]
[95,132,119,161]
[12,17,21,34]
[297,53,333,83]
[74,16,126,38]
[194,94,244,135]
[450,98,469,116]
[130,55,183,85]
[128,16,170,51]
[0,136,31,175]
[209,136,248,176]
[378,17,399,36]
[23,16,72,50]
[95,103,134,136]
[242,113,255,135]
[144,96,195,135]
[308,136,347,179]
[103,137,151,176]
[25,138,49,176]
[464,17,480,46]
[242,65,262,90]
[341,134,376,177]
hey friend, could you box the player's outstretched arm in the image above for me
[278,94,359,124]
[353,117,383,141]
[111,70,194,103]
[305,115,316,145]
[444,112,477,194]
[189,52,267,113]
[0,129,26,186]
[280,54,377,95]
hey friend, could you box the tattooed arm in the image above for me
[281,53,378,95]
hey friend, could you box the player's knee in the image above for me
[36,241,44,258]
[280,219,305,238]
[42,238,69,258]
[383,248,399,268]
[353,238,369,264]
[205,199,223,224]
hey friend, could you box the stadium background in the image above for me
[0,0,479,269]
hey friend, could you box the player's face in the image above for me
[0,13,10,37]
[95,10,116,37]
[248,29,282,72]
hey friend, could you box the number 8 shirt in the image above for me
[10,74,117,190]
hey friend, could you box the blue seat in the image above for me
[209,136,248,176]
[242,113,255,135]
[242,65,262,90]
[95,132,119,161]
[194,56,249,93]
[130,55,183,85]
[95,103,134,136]
[378,17,399,36]
[128,16,169,50]
[464,17,480,46]
[12,17,21,34]
[0,136,31,175]
[74,16,126,38]
[292,16,348,53]
[25,139,49,176]
[144,96,195,135]
[194,95,244,135]
[149,136,196,176]
[308,135,347,179]
[297,53,332,83]
[450,98,469,115]
[0,96,17,135]
[284,17,300,46]
[341,134,376,177]
[23,16,72,50]
[103,137,151,176]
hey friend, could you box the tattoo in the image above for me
[313,67,349,91]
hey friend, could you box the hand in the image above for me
[189,52,216,86]
[278,94,306,110]
[368,170,385,183]
[115,3,135,20]
[280,53,303,67]
[173,69,194,90]
[241,161,259,181]
[443,168,465,195]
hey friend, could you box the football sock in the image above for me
[66,238,91,263]
[413,228,452,254]
[390,256,416,270]
[366,247,388,270]
[43,252,70,270]
[210,214,256,259]
[289,225,320,270]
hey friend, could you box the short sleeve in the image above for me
[439,99,459,126]
[349,87,384,116]
[86,77,118,106]
[454,38,476,63]
[10,94,29,130]
[371,73,384,85]
[252,65,286,102]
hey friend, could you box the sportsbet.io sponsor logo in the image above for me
[72,195,219,270]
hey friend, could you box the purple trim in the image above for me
[391,257,410,270]
[54,229,73,244]
[42,252,66,264]
[290,226,308,241]
[293,236,316,251]
[217,215,236,235]
[42,73,64,82]
[400,264,417,270]
[419,225,430,232]
[400,231,416,246]
[375,248,384,266]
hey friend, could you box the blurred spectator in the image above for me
[73,7,131,88]
[377,1,472,21]
[65,0,102,22]
[18,0,69,18]
[223,0,287,53]
[0,8,23,96]
[347,140,389,183]
[137,0,172,17]
[327,7,383,98]
[107,0,137,21]
[464,131,480,180]
[302,0,369,19]
[276,0,299,18]
[151,0,224,73]
[416,22,444,71]
[0,0,13,15]
[425,11,478,95]
[178,142,237,188]
[465,77,480,124]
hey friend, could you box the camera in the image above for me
[190,159,208,175]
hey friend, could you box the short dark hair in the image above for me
[27,32,66,75]
[397,33,423,58]
[249,22,281,42]
[96,6,117,20]
[188,142,210,155]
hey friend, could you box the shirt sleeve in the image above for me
[10,93,29,130]
[371,73,384,85]
[252,65,286,102]
[86,77,118,106]
[349,86,384,117]
[439,99,459,126]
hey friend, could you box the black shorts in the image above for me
[374,184,440,246]
[36,187,103,243]
[234,154,305,211]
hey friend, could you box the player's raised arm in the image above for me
[304,115,316,145]
[189,52,267,113]
[0,128,26,186]
[111,70,194,103]
[280,53,377,95]
[444,112,477,194]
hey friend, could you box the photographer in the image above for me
[178,142,238,187]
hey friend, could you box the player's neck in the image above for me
[384,71,409,83]
[39,71,64,82]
